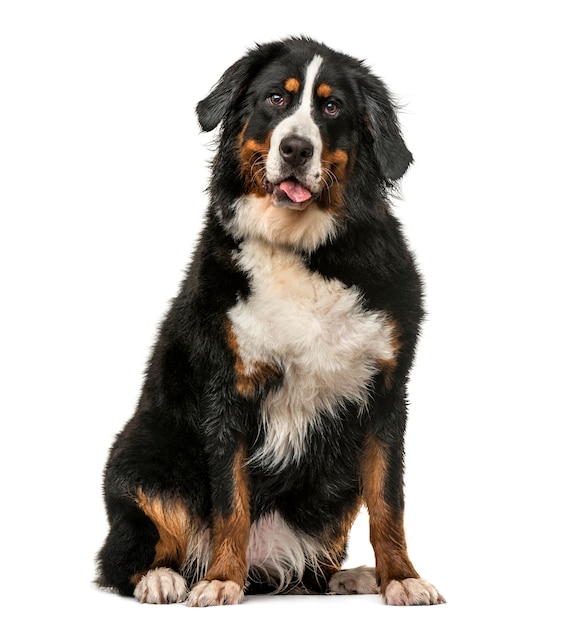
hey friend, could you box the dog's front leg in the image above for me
[187,441,250,607]
[362,393,444,605]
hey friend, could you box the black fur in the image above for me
[97,37,440,606]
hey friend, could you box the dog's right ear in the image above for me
[196,41,285,132]
[196,57,253,132]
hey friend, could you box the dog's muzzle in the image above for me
[264,135,319,209]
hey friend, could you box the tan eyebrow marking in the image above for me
[317,83,333,98]
[285,77,300,93]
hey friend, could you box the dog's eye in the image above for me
[267,93,286,107]
[323,100,340,117]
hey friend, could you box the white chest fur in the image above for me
[227,239,396,469]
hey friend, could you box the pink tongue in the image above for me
[279,180,312,203]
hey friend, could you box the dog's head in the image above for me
[197,37,412,251]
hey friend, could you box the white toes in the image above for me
[329,566,378,595]
[383,577,445,605]
[133,567,189,604]
[131,567,444,607]
[187,580,244,607]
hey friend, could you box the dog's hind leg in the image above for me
[133,567,189,604]
[96,494,162,597]
[329,566,378,594]
[98,487,197,603]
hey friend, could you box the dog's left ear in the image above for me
[197,41,285,132]
[362,71,413,182]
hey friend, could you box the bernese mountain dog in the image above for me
[97,36,444,607]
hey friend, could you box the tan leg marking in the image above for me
[187,445,250,606]
[361,435,419,591]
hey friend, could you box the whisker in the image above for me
[251,166,267,186]
[249,153,268,186]
[321,166,339,201]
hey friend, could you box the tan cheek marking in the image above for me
[243,138,269,154]
[361,436,419,592]
[285,77,300,93]
[325,147,349,170]
[238,125,271,196]
[319,146,351,214]
[317,83,333,98]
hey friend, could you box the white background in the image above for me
[1,1,581,624]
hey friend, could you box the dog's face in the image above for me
[197,38,412,251]
[241,54,351,210]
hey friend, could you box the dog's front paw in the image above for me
[133,567,189,604]
[187,580,244,607]
[329,566,378,594]
[383,578,445,605]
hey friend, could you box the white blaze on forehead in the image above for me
[295,54,324,120]
[266,55,324,185]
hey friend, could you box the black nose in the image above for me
[279,135,314,167]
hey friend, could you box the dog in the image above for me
[97,36,444,607]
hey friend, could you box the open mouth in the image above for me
[263,178,314,209]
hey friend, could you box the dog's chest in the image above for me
[227,239,396,468]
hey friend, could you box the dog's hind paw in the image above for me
[187,579,244,607]
[329,566,378,594]
[133,567,189,604]
[383,578,445,605]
